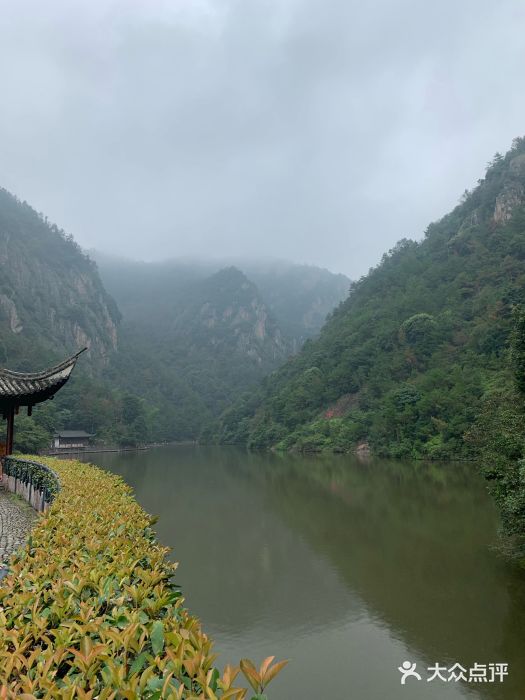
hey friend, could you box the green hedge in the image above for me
[3,456,60,506]
[0,457,255,699]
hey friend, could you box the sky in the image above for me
[0,0,524,278]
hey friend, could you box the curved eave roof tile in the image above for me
[0,348,86,405]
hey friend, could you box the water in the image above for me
[85,446,525,700]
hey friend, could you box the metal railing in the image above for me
[2,457,61,512]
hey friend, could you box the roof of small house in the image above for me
[0,348,86,410]
[55,430,94,439]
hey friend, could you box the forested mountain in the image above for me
[0,188,159,450]
[91,254,349,441]
[0,194,348,450]
[104,266,290,440]
[94,254,349,349]
[218,137,525,460]
[0,188,119,370]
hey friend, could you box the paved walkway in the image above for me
[0,482,36,568]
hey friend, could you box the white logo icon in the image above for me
[398,661,422,684]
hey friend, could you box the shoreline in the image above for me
[41,440,199,457]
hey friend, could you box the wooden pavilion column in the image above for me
[5,406,15,456]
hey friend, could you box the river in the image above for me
[84,445,525,700]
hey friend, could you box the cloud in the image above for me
[0,0,524,276]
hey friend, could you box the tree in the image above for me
[14,416,52,453]
[510,306,525,396]
[120,394,143,424]
[399,313,439,356]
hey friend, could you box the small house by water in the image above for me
[53,430,94,450]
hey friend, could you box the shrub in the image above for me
[0,457,285,698]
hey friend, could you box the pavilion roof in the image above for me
[0,348,86,409]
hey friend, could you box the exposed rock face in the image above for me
[493,182,525,224]
[244,263,350,348]
[0,295,23,334]
[493,154,525,224]
[94,253,350,357]
[176,267,288,368]
[0,188,119,369]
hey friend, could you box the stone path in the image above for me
[0,482,36,570]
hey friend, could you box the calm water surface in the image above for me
[85,446,525,700]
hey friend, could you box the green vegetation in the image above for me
[3,456,60,504]
[13,384,157,452]
[0,456,285,698]
[94,257,349,442]
[0,188,119,371]
[466,306,525,560]
[0,187,157,450]
[218,137,525,461]
[104,266,290,442]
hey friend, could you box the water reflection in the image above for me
[85,446,525,700]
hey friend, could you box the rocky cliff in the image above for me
[242,262,350,350]
[94,254,350,351]
[172,267,288,368]
[492,152,525,224]
[0,188,119,370]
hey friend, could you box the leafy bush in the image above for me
[0,457,286,698]
[3,457,60,505]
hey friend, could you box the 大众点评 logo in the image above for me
[398,661,508,685]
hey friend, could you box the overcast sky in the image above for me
[0,0,524,277]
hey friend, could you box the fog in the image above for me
[0,0,524,276]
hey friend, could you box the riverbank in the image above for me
[43,445,149,456]
[41,439,198,457]
[0,455,247,697]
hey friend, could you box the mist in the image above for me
[1,0,524,276]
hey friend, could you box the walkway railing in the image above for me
[2,457,60,512]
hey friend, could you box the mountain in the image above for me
[165,267,288,368]
[0,188,119,370]
[93,254,350,350]
[218,137,525,459]
[103,266,290,440]
[0,193,347,448]
[0,189,162,451]
[92,254,349,441]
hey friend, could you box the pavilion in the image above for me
[0,348,86,456]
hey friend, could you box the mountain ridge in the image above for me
[93,252,350,349]
[217,136,525,458]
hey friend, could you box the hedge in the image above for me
[0,457,285,699]
[3,456,60,511]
